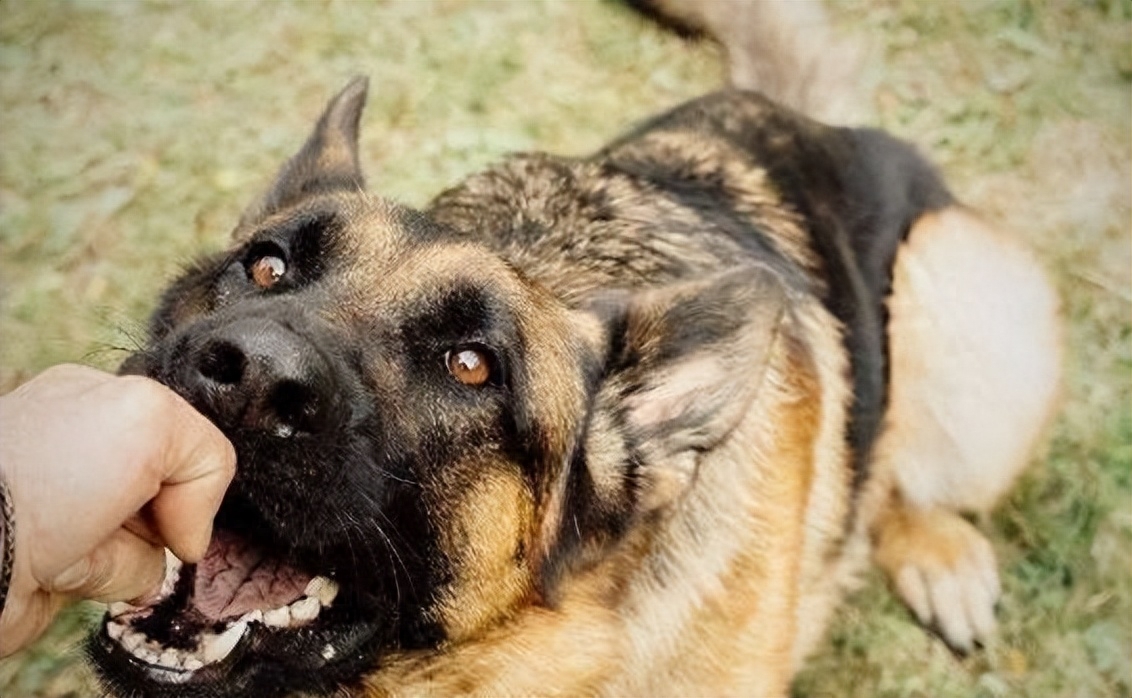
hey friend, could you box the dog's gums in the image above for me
[91,531,369,692]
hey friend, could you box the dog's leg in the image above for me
[870,206,1062,651]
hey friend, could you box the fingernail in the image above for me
[185,522,213,563]
[129,551,171,605]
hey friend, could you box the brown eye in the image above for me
[248,255,286,289]
[446,347,492,386]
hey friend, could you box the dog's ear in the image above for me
[234,76,369,236]
[592,264,790,511]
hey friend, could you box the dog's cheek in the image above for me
[427,460,537,643]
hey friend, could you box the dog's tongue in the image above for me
[192,529,312,621]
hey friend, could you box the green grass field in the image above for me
[1,1,1128,696]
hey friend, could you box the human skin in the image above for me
[0,364,236,656]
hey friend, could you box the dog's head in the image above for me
[89,78,787,697]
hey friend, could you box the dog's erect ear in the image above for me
[234,76,369,236]
[593,264,790,511]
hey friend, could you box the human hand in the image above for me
[0,364,236,656]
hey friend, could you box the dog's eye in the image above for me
[446,346,493,387]
[248,255,286,289]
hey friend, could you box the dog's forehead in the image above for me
[281,194,530,318]
[326,193,438,266]
[245,194,482,287]
[337,241,518,311]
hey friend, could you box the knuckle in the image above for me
[40,362,99,386]
[220,439,238,474]
[40,363,76,380]
[116,376,185,438]
[83,546,123,597]
[119,375,176,412]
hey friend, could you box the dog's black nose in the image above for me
[185,318,339,436]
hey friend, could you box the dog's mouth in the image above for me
[90,528,383,697]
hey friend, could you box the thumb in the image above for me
[47,528,166,603]
[150,389,237,563]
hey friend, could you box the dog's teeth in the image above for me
[290,596,320,623]
[240,609,264,624]
[136,647,159,664]
[202,621,247,664]
[157,649,182,669]
[306,576,339,607]
[159,548,183,599]
[121,630,144,653]
[303,577,323,597]
[183,657,204,671]
[263,606,292,627]
[106,621,125,641]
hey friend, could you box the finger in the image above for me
[122,510,164,548]
[12,364,113,400]
[46,527,165,603]
[143,380,237,562]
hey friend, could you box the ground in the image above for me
[0,1,1128,696]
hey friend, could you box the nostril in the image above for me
[270,380,327,434]
[197,340,247,385]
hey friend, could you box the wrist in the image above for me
[0,470,12,610]
[0,471,14,622]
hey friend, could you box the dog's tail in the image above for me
[628,0,873,124]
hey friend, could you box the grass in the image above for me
[1,0,1128,696]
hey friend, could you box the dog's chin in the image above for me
[88,528,385,698]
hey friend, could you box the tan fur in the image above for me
[361,203,1067,689]
[615,128,820,274]
[784,295,858,667]
[361,574,624,697]
[868,206,1063,650]
[873,503,1000,648]
[608,325,813,697]
[879,207,1062,514]
[430,462,536,643]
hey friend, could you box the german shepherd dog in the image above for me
[89,2,1062,696]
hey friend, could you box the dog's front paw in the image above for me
[873,505,1001,653]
